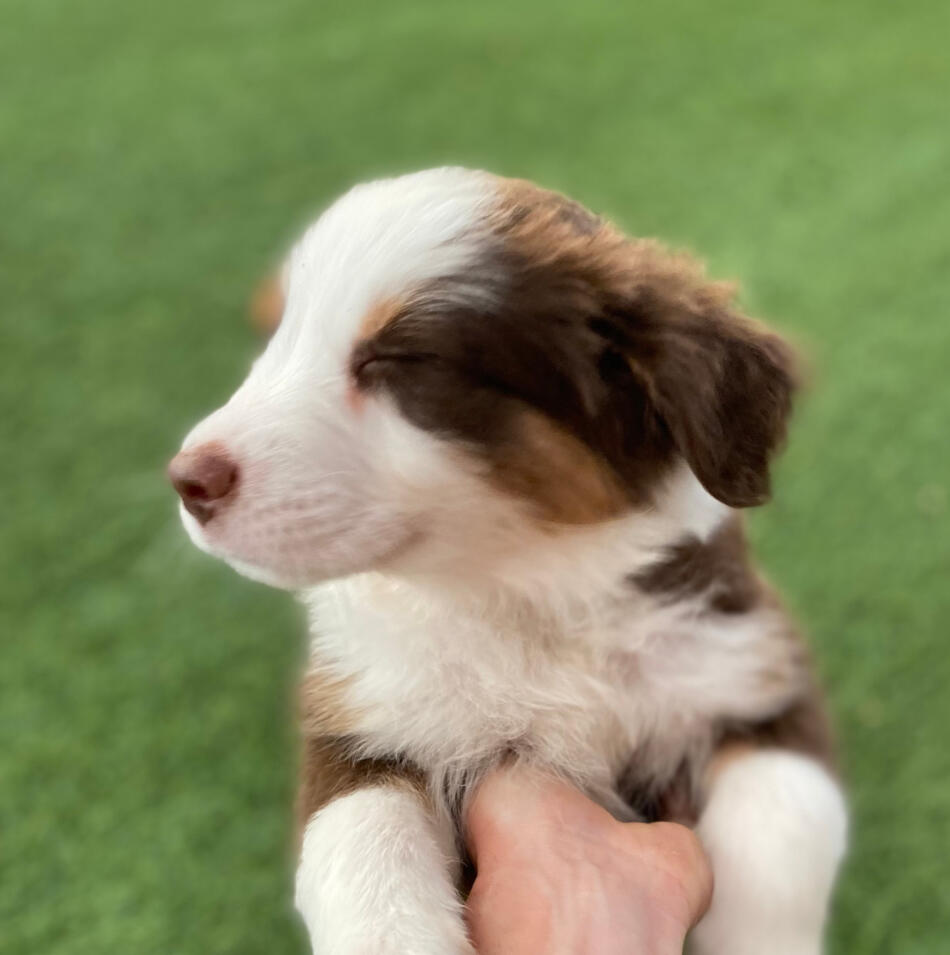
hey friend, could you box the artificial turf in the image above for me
[3,0,949,951]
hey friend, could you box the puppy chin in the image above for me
[179,508,307,589]
[221,554,305,590]
[178,503,422,591]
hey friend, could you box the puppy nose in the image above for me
[168,444,239,525]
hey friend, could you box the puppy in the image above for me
[170,168,847,954]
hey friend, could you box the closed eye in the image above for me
[349,341,437,385]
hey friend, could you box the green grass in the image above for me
[2,0,949,951]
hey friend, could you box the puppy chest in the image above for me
[309,585,804,794]
[318,632,699,786]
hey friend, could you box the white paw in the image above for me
[307,929,474,955]
[297,786,474,955]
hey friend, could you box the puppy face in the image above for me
[170,168,796,589]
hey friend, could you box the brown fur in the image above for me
[358,296,411,340]
[487,409,629,523]
[633,515,762,614]
[297,669,425,835]
[351,176,797,526]
[296,736,426,834]
[300,667,364,738]
[489,177,799,508]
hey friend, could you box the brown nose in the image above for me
[168,444,239,525]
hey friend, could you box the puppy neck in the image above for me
[343,464,731,628]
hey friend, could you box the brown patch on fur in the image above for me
[296,667,426,836]
[350,191,677,519]
[633,515,761,614]
[250,273,285,335]
[489,176,606,242]
[490,177,799,508]
[358,296,410,341]
[488,409,629,523]
[300,667,363,738]
[353,174,797,522]
[296,735,426,833]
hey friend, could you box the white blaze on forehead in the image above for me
[256,167,496,383]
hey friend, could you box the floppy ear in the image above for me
[615,279,799,508]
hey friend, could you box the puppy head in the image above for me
[170,168,796,590]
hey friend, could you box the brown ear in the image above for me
[632,296,798,508]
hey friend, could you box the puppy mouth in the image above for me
[178,500,424,589]
[180,511,307,588]
[178,502,217,555]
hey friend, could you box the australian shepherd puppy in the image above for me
[170,168,847,954]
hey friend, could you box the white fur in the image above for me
[689,751,848,955]
[302,492,806,820]
[296,785,473,955]
[299,448,796,822]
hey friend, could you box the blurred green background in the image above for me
[3,0,948,952]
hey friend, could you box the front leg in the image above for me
[295,737,474,955]
[688,745,848,955]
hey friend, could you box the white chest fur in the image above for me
[303,566,805,816]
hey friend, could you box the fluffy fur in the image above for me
[171,167,846,953]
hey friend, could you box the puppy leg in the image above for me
[295,739,473,955]
[688,747,848,955]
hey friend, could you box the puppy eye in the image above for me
[350,342,388,381]
[350,342,422,385]
[350,338,447,395]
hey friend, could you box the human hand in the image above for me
[465,767,712,954]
